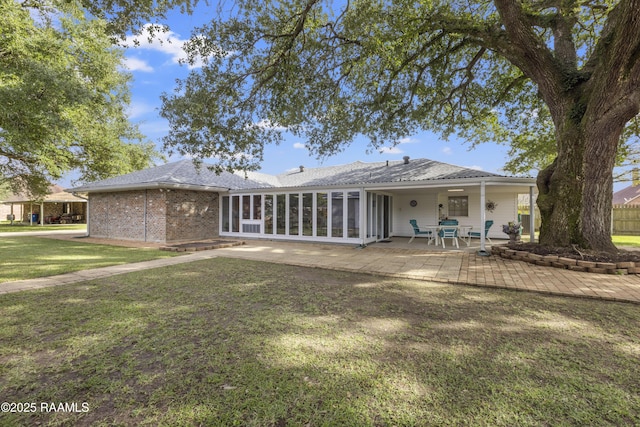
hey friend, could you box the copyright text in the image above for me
[1,402,89,413]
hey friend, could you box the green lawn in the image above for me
[0,258,637,426]
[521,232,640,247]
[612,235,640,247]
[0,222,87,233]
[0,236,180,283]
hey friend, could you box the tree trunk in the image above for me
[537,113,622,252]
[536,120,586,248]
[581,109,628,252]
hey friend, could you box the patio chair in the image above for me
[438,225,459,248]
[409,219,434,244]
[468,220,493,244]
[439,219,458,226]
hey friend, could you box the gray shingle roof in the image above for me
[69,160,272,192]
[271,159,503,188]
[613,184,640,205]
[69,158,510,193]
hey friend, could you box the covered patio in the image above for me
[2,186,87,225]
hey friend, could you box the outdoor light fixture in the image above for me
[447,189,464,192]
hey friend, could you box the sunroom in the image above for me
[219,173,537,248]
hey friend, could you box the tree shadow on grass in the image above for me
[0,258,638,426]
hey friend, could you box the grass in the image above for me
[521,232,640,247]
[0,258,637,426]
[0,222,87,233]
[0,236,180,283]
[612,235,640,247]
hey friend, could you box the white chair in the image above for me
[439,226,459,248]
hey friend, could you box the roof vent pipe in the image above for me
[403,156,410,164]
[299,165,305,172]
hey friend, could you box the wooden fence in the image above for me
[517,204,640,235]
[612,204,640,235]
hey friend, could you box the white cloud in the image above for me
[441,146,453,155]
[397,137,418,144]
[123,24,204,69]
[127,101,157,119]
[123,57,154,73]
[253,119,288,132]
[379,146,404,154]
[293,142,306,150]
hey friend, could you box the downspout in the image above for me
[477,180,490,256]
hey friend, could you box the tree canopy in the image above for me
[0,0,161,197]
[158,0,640,251]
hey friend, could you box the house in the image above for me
[1,184,87,224]
[613,184,640,206]
[68,157,537,246]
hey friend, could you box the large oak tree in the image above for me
[0,0,163,197]
[157,0,640,252]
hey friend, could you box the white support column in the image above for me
[360,188,366,247]
[479,181,488,254]
[40,203,44,226]
[29,203,33,225]
[529,186,535,242]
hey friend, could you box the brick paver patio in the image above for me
[2,237,639,304]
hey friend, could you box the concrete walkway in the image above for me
[2,238,640,304]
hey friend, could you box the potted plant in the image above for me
[502,221,522,243]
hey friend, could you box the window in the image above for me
[242,195,251,219]
[316,193,328,237]
[331,192,344,237]
[264,195,273,234]
[347,191,360,238]
[302,193,313,236]
[276,194,286,234]
[231,196,240,232]
[253,195,262,220]
[222,196,230,232]
[289,193,299,235]
[448,196,468,216]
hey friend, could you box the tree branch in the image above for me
[492,0,568,122]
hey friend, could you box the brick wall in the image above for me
[166,189,219,241]
[89,191,147,240]
[145,189,167,242]
[88,189,219,243]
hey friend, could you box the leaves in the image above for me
[0,0,160,197]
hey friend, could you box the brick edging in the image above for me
[160,241,245,252]
[491,245,639,275]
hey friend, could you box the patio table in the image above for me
[424,225,474,247]
[422,225,441,245]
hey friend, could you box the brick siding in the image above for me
[88,189,219,243]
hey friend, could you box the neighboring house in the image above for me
[613,184,640,206]
[1,184,87,224]
[69,157,537,245]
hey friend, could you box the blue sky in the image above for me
[105,5,525,181]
